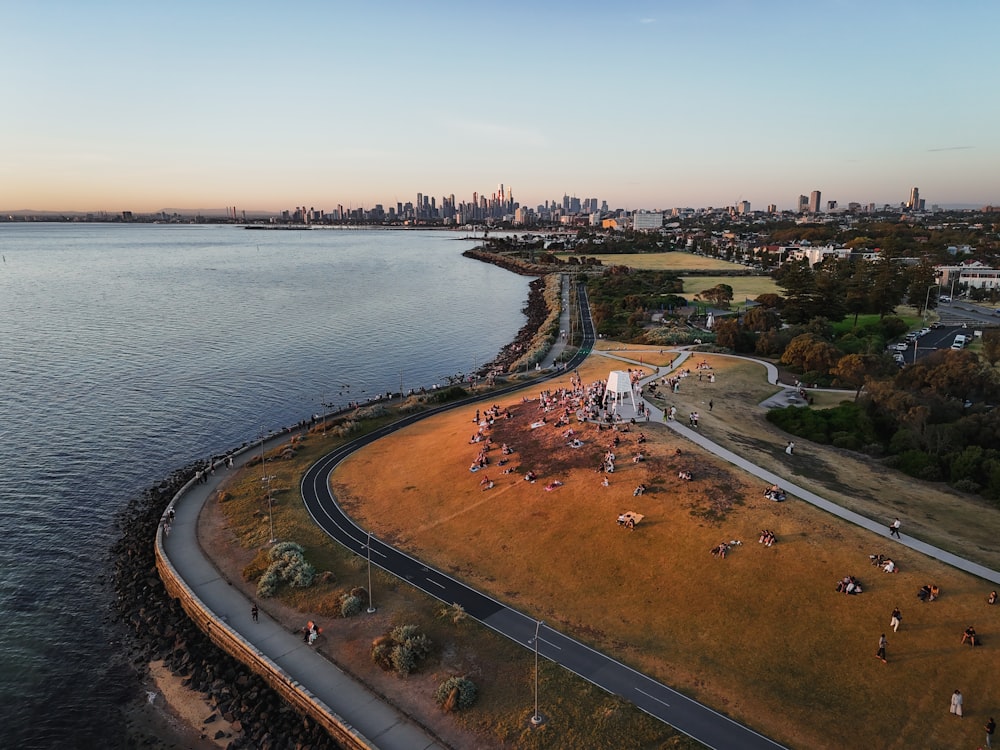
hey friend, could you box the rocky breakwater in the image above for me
[112,464,343,750]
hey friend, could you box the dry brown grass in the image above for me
[331,353,1000,750]
[206,418,692,750]
[561,252,746,272]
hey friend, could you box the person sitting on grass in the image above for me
[524,470,537,482]
[962,626,978,646]
[989,590,997,605]
[711,542,729,558]
[633,484,646,497]
[882,559,897,574]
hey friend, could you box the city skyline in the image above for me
[3,1,998,213]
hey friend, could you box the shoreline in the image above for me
[114,264,558,748]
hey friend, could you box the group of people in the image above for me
[302,620,322,645]
[758,529,776,547]
[763,485,786,502]
[711,540,741,558]
[917,584,941,602]
[836,575,864,594]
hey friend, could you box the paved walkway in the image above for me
[161,442,449,750]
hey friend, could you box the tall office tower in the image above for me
[908,187,920,210]
[767,203,777,213]
[737,200,750,214]
[798,195,809,213]
[809,191,822,213]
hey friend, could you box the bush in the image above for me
[340,594,362,618]
[435,676,478,712]
[432,386,468,404]
[371,624,433,676]
[256,541,316,598]
[952,478,982,494]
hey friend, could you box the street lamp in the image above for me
[923,283,937,323]
[261,473,277,544]
[529,619,545,726]
[366,531,376,614]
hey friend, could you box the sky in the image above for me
[3,0,999,213]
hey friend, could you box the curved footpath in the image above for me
[161,283,1000,750]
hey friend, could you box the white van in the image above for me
[952,334,968,349]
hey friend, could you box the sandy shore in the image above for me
[124,660,237,749]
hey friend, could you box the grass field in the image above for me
[557,251,748,272]
[679,275,779,303]
[209,348,1000,750]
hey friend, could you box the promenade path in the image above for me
[160,443,449,750]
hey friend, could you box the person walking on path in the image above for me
[950,689,964,717]
[986,716,996,748]
[251,603,259,622]
[876,633,888,663]
[890,607,902,633]
[785,441,795,455]
[890,517,902,539]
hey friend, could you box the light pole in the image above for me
[261,473,277,544]
[366,531,377,614]
[923,283,936,323]
[530,619,545,726]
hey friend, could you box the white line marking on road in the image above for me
[425,578,446,589]
[635,687,670,708]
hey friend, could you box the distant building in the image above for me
[632,210,663,231]
[798,195,809,213]
[908,187,920,211]
[936,261,997,290]
[736,200,750,214]
[809,190,822,213]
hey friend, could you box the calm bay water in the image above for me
[0,223,529,748]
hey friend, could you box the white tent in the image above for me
[605,370,638,416]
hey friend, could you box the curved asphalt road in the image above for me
[301,282,786,750]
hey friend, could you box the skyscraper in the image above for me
[798,195,809,213]
[809,190,822,213]
[908,187,920,211]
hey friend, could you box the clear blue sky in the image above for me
[3,0,998,213]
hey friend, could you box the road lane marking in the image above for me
[635,687,670,708]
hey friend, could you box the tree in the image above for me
[831,354,869,400]
[781,333,842,375]
[696,283,734,309]
[774,259,822,324]
[743,306,781,332]
[982,330,1000,366]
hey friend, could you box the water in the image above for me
[0,223,529,748]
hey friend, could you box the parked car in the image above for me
[889,343,909,351]
[940,295,952,303]
[931,321,943,328]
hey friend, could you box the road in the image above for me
[300,282,787,750]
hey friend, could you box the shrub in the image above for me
[952,478,982,494]
[432,386,468,404]
[256,541,316,598]
[371,624,433,676]
[435,676,478,712]
[340,594,362,618]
